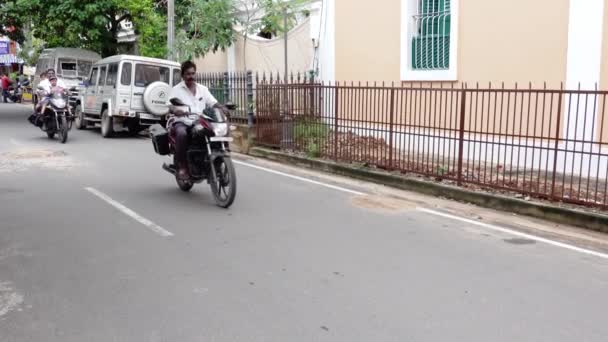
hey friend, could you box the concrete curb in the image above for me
[249,147,608,233]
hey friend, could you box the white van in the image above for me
[33,48,101,105]
[75,55,181,137]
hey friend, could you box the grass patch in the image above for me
[294,119,330,158]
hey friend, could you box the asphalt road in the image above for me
[1,102,608,342]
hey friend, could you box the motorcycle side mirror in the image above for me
[36,85,45,91]
[169,98,186,106]
[225,102,237,110]
[22,80,30,86]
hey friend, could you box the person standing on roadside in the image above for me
[1,72,12,103]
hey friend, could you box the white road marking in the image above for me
[234,159,608,260]
[233,160,365,196]
[418,208,608,260]
[85,187,174,237]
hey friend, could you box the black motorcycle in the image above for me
[36,87,74,143]
[150,98,238,208]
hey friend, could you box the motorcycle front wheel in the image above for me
[209,156,237,208]
[58,116,68,144]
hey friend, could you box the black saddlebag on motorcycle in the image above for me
[27,113,43,127]
[149,124,170,155]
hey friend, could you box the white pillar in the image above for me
[227,45,237,72]
[318,0,336,82]
[564,0,605,177]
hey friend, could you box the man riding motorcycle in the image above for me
[38,76,65,116]
[39,69,66,92]
[29,69,67,126]
[28,73,67,127]
[167,60,227,181]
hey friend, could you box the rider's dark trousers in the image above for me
[174,123,189,168]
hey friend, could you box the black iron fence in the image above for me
[255,81,608,210]
[195,71,314,125]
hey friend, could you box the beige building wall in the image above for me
[194,19,313,75]
[457,0,569,87]
[335,0,402,83]
[333,0,572,140]
[334,0,569,87]
[193,50,227,73]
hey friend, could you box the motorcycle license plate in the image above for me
[210,137,233,142]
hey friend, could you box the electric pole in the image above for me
[168,0,175,61]
[284,5,288,83]
[281,4,293,149]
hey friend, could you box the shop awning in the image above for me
[0,54,24,65]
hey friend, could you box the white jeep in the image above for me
[75,55,181,137]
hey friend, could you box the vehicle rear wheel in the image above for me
[75,105,87,130]
[101,109,114,138]
[209,156,237,208]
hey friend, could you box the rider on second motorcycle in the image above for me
[167,60,227,181]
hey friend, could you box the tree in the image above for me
[259,0,309,36]
[175,0,238,60]
[235,0,263,71]
[173,0,309,67]
[235,0,309,70]
[16,20,44,66]
[0,1,27,43]
[124,0,168,58]
[0,0,167,58]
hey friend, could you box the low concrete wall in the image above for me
[230,124,254,154]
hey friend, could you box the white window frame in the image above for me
[400,0,459,81]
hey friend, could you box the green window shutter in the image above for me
[412,0,451,70]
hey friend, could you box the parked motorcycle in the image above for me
[149,98,238,208]
[36,86,74,143]
[8,79,29,103]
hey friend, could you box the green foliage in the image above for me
[126,0,167,58]
[294,118,329,158]
[0,1,27,43]
[436,165,448,177]
[1,0,167,58]
[256,0,308,38]
[175,0,237,60]
[17,22,44,66]
[175,0,310,61]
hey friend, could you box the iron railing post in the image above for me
[550,91,564,199]
[334,83,339,160]
[247,71,254,128]
[389,87,395,169]
[457,89,467,185]
[223,72,230,104]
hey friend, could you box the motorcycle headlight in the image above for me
[211,122,228,137]
[51,98,66,108]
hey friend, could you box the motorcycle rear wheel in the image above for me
[209,156,237,208]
